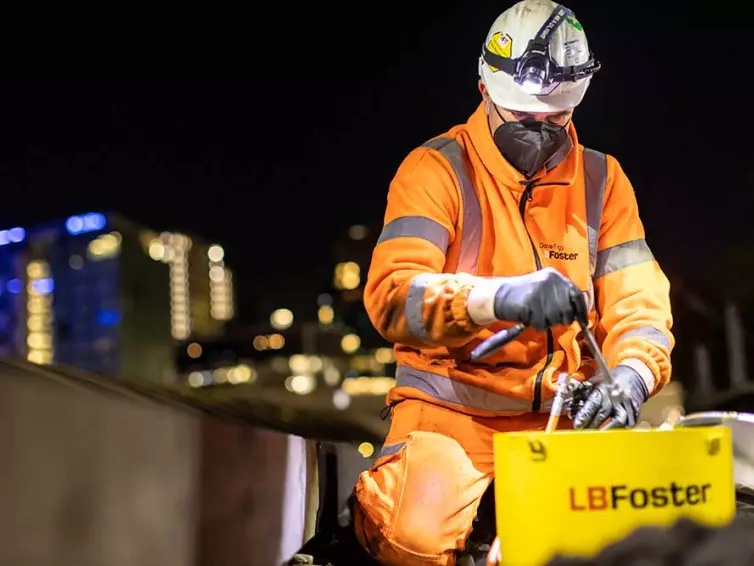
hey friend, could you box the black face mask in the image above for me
[492,114,568,178]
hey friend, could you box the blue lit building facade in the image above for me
[0,228,29,357]
[0,212,235,383]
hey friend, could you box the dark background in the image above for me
[2,3,752,320]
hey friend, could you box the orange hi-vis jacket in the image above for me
[364,103,674,416]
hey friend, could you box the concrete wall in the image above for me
[196,418,315,566]
[0,360,317,566]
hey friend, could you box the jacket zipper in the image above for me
[519,180,553,412]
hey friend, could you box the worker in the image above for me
[350,1,675,564]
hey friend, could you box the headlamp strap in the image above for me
[532,4,571,48]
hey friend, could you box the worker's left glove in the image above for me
[571,366,649,430]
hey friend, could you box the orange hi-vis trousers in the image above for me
[352,399,572,566]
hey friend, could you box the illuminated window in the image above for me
[318,305,334,325]
[0,227,25,247]
[253,335,269,350]
[284,374,316,395]
[332,389,351,410]
[161,232,193,340]
[188,372,206,388]
[341,333,361,353]
[271,308,294,330]
[228,364,257,384]
[374,347,395,364]
[186,342,203,358]
[334,262,360,290]
[148,239,165,261]
[208,244,224,262]
[65,213,106,235]
[213,368,228,384]
[268,333,285,349]
[348,225,369,241]
[324,364,341,386]
[26,260,54,365]
[87,232,122,261]
[208,244,234,321]
[341,376,396,396]
[288,354,310,374]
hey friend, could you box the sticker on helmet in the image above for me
[566,15,583,31]
[486,32,512,72]
[564,39,584,65]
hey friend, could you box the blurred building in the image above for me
[0,212,235,383]
[176,223,394,403]
[179,316,395,387]
[171,223,395,449]
[327,223,386,350]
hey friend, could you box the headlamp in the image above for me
[482,4,601,96]
[518,58,548,94]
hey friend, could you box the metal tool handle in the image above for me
[574,317,615,387]
[469,293,613,381]
[469,323,526,361]
[467,295,636,430]
[470,312,618,390]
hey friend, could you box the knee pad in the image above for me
[353,431,488,566]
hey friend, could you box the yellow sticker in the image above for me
[486,32,512,72]
[493,427,736,565]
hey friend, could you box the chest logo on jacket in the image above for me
[539,242,578,261]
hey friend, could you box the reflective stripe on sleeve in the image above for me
[377,216,450,253]
[594,239,655,279]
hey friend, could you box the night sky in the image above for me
[1,4,751,319]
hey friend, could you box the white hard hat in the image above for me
[478,0,599,113]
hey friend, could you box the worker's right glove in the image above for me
[492,267,586,331]
[572,365,649,429]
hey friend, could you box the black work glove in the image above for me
[493,267,586,331]
[572,365,649,429]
